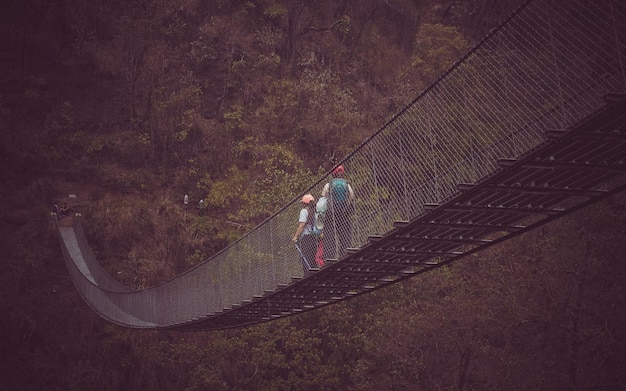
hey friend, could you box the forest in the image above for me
[1,0,625,389]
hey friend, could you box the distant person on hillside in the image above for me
[321,165,355,259]
[292,194,320,272]
[59,203,70,217]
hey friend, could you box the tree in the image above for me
[411,23,470,83]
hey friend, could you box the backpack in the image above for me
[330,178,349,203]
[304,204,323,236]
[314,197,328,233]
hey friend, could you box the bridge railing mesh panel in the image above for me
[60,0,626,328]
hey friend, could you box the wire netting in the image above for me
[58,0,626,328]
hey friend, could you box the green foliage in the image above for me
[185,248,207,268]
[412,23,470,82]
[248,143,315,210]
[223,105,245,131]
[182,321,341,390]
[255,26,284,51]
[206,139,317,223]
[8,1,626,391]
[332,14,352,37]
[205,165,248,210]
[150,78,203,165]
[262,3,288,21]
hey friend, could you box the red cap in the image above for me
[332,165,345,176]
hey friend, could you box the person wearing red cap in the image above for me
[321,165,355,259]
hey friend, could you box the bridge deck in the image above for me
[174,94,626,330]
[55,0,626,330]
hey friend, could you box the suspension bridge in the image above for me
[56,0,626,330]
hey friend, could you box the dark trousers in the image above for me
[299,234,319,270]
[323,204,353,260]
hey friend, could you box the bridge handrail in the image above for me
[58,0,626,328]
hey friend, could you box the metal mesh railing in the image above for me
[58,0,626,328]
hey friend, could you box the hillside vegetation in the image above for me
[1,0,625,390]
